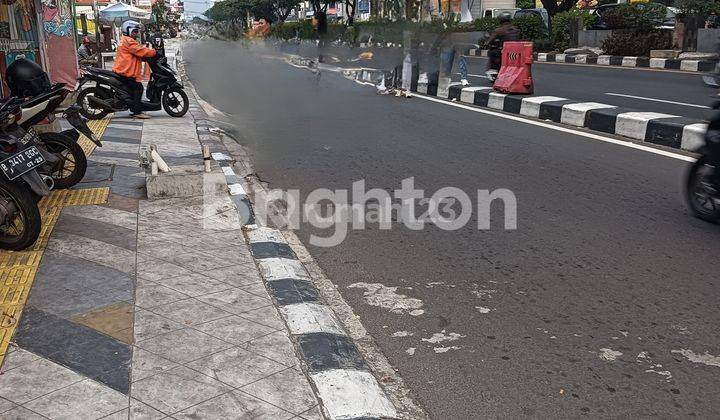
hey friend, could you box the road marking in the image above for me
[605,93,710,109]
[384,88,695,162]
[279,302,346,335]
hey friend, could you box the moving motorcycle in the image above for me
[76,49,189,120]
[686,102,720,221]
[0,98,58,250]
[7,58,95,189]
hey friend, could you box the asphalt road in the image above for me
[458,56,715,120]
[184,40,720,419]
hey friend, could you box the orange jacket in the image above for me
[112,36,156,82]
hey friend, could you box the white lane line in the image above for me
[605,93,710,109]
[279,302,346,335]
[409,92,696,162]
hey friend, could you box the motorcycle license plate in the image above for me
[19,129,39,145]
[0,146,45,180]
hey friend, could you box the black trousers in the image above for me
[116,74,144,115]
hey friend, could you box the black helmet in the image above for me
[498,11,513,23]
[6,58,50,98]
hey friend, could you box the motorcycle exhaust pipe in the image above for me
[86,96,114,112]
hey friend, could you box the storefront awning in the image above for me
[99,3,152,22]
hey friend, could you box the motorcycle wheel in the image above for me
[77,87,112,120]
[162,88,189,117]
[0,178,41,250]
[686,156,720,222]
[39,133,88,189]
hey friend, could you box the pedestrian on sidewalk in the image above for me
[706,10,719,29]
[112,20,157,119]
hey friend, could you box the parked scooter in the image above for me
[686,102,720,221]
[0,98,57,250]
[76,49,189,120]
[6,59,94,189]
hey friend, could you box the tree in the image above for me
[345,0,357,25]
[516,0,534,9]
[153,0,168,25]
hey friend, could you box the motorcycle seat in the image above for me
[85,67,121,78]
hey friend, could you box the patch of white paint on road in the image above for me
[475,306,492,314]
[672,349,720,368]
[406,347,416,355]
[392,331,414,337]
[348,282,424,315]
[421,330,465,343]
[434,346,461,353]
[599,348,623,361]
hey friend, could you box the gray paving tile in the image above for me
[24,379,129,420]
[149,298,231,326]
[135,278,190,309]
[186,347,287,389]
[203,264,262,287]
[237,305,286,330]
[131,348,179,382]
[0,396,17,414]
[63,205,138,231]
[48,231,136,276]
[194,316,277,346]
[133,309,185,341]
[14,307,132,395]
[299,405,324,420]
[0,357,84,404]
[173,390,295,420]
[240,368,318,415]
[102,408,129,419]
[136,328,232,364]
[130,366,231,415]
[153,273,234,297]
[0,347,39,370]
[55,213,137,251]
[239,282,270,298]
[196,288,270,316]
[136,260,194,282]
[129,398,165,419]
[159,251,237,272]
[243,331,299,368]
[0,406,46,419]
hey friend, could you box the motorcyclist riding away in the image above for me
[112,20,156,119]
[486,12,519,78]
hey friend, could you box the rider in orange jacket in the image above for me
[112,20,156,119]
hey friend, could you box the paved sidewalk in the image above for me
[0,84,322,418]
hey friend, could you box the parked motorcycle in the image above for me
[486,39,502,83]
[6,59,95,189]
[686,102,720,222]
[0,98,57,250]
[76,49,189,119]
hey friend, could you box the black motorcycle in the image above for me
[76,49,189,119]
[0,98,57,250]
[6,58,94,189]
[686,102,720,222]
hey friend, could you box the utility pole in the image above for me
[94,0,103,67]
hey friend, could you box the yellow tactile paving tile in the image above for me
[0,187,110,367]
[77,115,113,157]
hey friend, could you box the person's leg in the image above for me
[131,80,143,115]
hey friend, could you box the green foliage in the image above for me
[533,38,554,52]
[267,20,315,38]
[675,0,720,16]
[205,0,249,21]
[551,8,595,51]
[473,16,499,32]
[205,0,301,23]
[602,3,667,31]
[152,1,168,25]
[516,0,534,9]
[601,30,672,56]
[513,14,546,40]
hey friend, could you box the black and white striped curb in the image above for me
[244,225,398,420]
[466,48,718,72]
[346,67,707,151]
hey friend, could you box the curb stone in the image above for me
[345,66,707,152]
[467,48,718,72]
[175,41,414,420]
